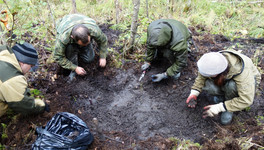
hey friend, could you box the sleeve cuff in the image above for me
[100,53,107,58]
[190,89,200,97]
[223,102,227,111]
[34,98,45,107]
[70,64,78,71]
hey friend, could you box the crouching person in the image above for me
[141,19,191,82]
[0,42,49,117]
[186,49,261,125]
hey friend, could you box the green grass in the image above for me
[1,0,263,47]
[1,123,8,140]
[169,137,202,150]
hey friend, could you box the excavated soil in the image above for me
[0,24,263,150]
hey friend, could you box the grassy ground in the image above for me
[1,0,263,65]
[1,0,264,45]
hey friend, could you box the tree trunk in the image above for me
[47,0,56,28]
[129,0,140,47]
[115,0,120,24]
[71,0,77,14]
[0,25,7,45]
[146,0,148,18]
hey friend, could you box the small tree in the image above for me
[115,0,120,24]
[71,0,77,14]
[146,0,148,18]
[0,25,7,45]
[128,0,140,48]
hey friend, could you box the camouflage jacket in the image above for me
[192,49,261,112]
[53,14,108,70]
[0,45,45,117]
[145,19,191,76]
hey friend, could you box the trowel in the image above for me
[139,70,146,81]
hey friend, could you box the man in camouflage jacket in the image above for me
[186,49,261,125]
[0,43,49,117]
[52,14,108,80]
[141,19,191,82]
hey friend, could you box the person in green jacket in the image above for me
[186,49,261,125]
[52,14,108,81]
[0,42,49,117]
[141,19,191,82]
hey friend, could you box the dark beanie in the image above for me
[12,42,38,65]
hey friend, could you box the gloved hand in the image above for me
[186,95,197,108]
[151,72,168,82]
[44,102,50,112]
[203,102,226,118]
[141,62,151,71]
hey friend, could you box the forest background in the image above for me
[1,0,264,56]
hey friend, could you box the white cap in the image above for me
[197,52,228,77]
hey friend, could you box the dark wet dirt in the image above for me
[0,24,263,150]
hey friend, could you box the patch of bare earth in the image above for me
[0,25,263,150]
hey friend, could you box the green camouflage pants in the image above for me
[65,43,95,65]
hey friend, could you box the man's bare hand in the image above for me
[99,58,106,67]
[75,66,87,75]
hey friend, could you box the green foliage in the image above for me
[108,47,122,68]
[1,123,6,130]
[244,107,251,112]
[1,133,8,139]
[30,89,44,99]
[256,115,264,126]
[110,24,127,31]
[1,0,54,46]
[249,27,264,38]
[169,137,202,150]
[1,123,8,139]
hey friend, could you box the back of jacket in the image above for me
[147,19,190,52]
[191,49,261,112]
[0,45,25,103]
[0,45,44,115]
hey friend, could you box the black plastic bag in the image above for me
[32,112,94,150]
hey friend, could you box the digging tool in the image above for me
[139,70,146,81]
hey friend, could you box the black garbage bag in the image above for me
[32,112,94,150]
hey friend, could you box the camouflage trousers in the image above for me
[65,43,95,65]
[202,79,238,102]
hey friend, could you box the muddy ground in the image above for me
[0,24,263,150]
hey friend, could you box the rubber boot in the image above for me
[221,111,233,125]
[68,71,76,83]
